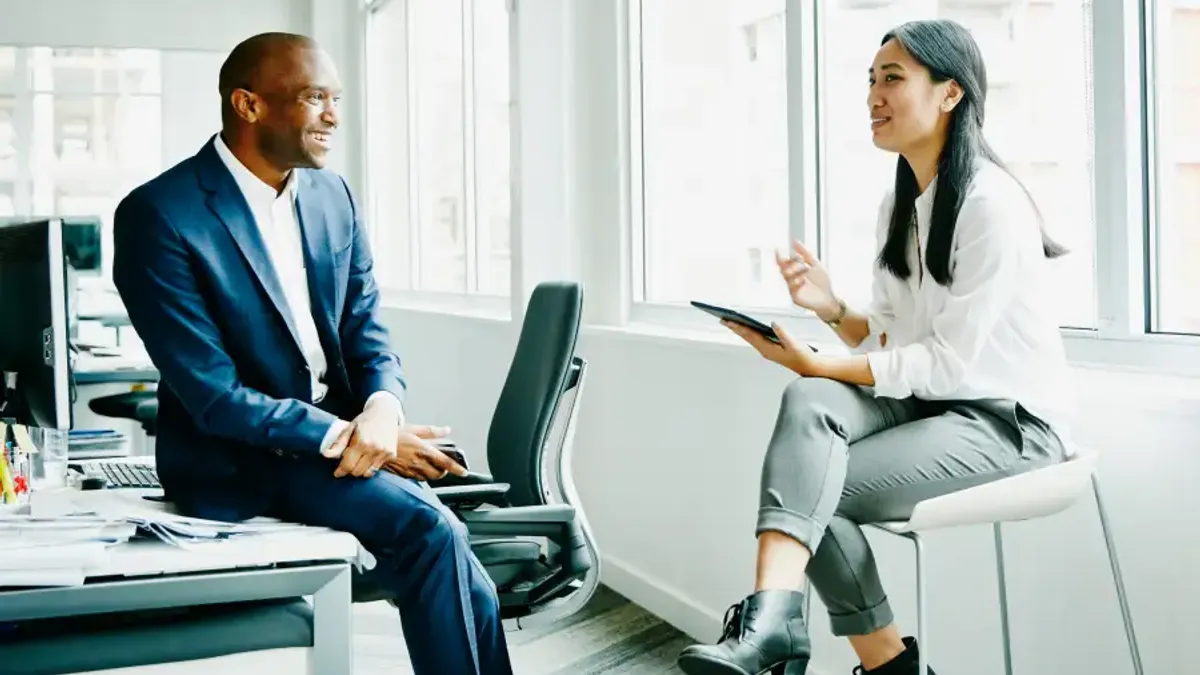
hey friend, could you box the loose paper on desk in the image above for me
[0,514,135,587]
[79,490,311,549]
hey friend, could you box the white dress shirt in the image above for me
[856,159,1075,435]
[213,135,403,453]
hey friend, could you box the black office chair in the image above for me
[352,281,602,630]
[88,389,159,438]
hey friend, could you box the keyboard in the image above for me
[77,460,160,489]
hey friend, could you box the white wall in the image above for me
[0,0,309,51]
[383,305,1198,675]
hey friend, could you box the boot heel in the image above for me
[770,657,809,675]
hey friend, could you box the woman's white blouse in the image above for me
[857,159,1075,433]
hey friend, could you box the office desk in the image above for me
[0,492,362,675]
[73,368,158,385]
[73,353,158,385]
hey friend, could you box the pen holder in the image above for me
[29,426,69,489]
[1,436,32,506]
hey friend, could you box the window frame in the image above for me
[625,0,817,323]
[621,0,1200,375]
[361,0,511,313]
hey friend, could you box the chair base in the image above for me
[855,474,1143,675]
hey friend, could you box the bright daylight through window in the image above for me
[365,0,511,297]
[634,0,790,310]
[634,0,1101,330]
[0,46,175,281]
[1149,0,1200,334]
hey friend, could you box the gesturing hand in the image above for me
[382,424,469,481]
[777,241,840,321]
[723,319,819,377]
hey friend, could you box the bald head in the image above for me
[217,32,342,181]
[219,32,320,128]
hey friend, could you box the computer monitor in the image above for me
[62,217,102,275]
[0,215,101,275]
[0,218,73,430]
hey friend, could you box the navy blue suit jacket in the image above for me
[112,136,406,521]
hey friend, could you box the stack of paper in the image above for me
[80,492,310,548]
[0,515,136,587]
[0,493,310,587]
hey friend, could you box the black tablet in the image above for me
[690,301,781,344]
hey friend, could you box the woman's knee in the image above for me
[779,377,852,421]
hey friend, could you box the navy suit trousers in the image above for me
[266,455,513,675]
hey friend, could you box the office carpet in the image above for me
[352,585,696,674]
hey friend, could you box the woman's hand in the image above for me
[777,241,841,321]
[722,319,819,377]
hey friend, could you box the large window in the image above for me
[632,0,790,309]
[632,0,1099,330]
[0,47,219,282]
[1149,0,1200,334]
[365,0,512,297]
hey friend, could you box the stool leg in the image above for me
[803,577,813,622]
[1092,475,1145,675]
[994,523,1014,675]
[911,532,928,675]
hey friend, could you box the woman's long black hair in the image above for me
[877,20,1067,286]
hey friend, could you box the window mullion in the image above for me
[1091,0,1148,338]
[403,0,423,290]
[785,0,819,258]
[626,0,647,305]
[462,0,480,294]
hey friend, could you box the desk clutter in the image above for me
[0,423,64,506]
[0,490,309,588]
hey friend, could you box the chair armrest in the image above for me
[460,505,591,580]
[431,482,511,507]
[458,504,576,535]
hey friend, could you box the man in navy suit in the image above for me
[112,32,513,674]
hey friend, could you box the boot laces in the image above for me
[719,599,751,642]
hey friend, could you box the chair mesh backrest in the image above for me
[486,282,582,507]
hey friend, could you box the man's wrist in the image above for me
[364,390,405,425]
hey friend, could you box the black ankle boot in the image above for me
[852,637,937,674]
[677,589,811,675]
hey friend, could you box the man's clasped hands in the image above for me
[320,395,468,481]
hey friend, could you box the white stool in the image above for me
[807,449,1144,674]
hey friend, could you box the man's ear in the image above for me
[942,80,964,113]
[230,89,262,124]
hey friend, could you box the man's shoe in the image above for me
[677,589,811,675]
[852,637,937,674]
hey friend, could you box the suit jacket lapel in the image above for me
[296,173,341,356]
[195,140,305,353]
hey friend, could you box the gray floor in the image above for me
[353,586,695,674]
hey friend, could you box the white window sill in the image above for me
[378,289,511,321]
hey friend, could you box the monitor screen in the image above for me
[62,217,101,274]
[0,215,101,274]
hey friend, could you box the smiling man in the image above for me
[111,33,513,674]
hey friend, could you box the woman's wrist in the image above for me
[815,296,846,324]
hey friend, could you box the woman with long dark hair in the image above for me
[677,19,1073,675]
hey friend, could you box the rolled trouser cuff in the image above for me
[827,597,895,637]
[756,506,824,553]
